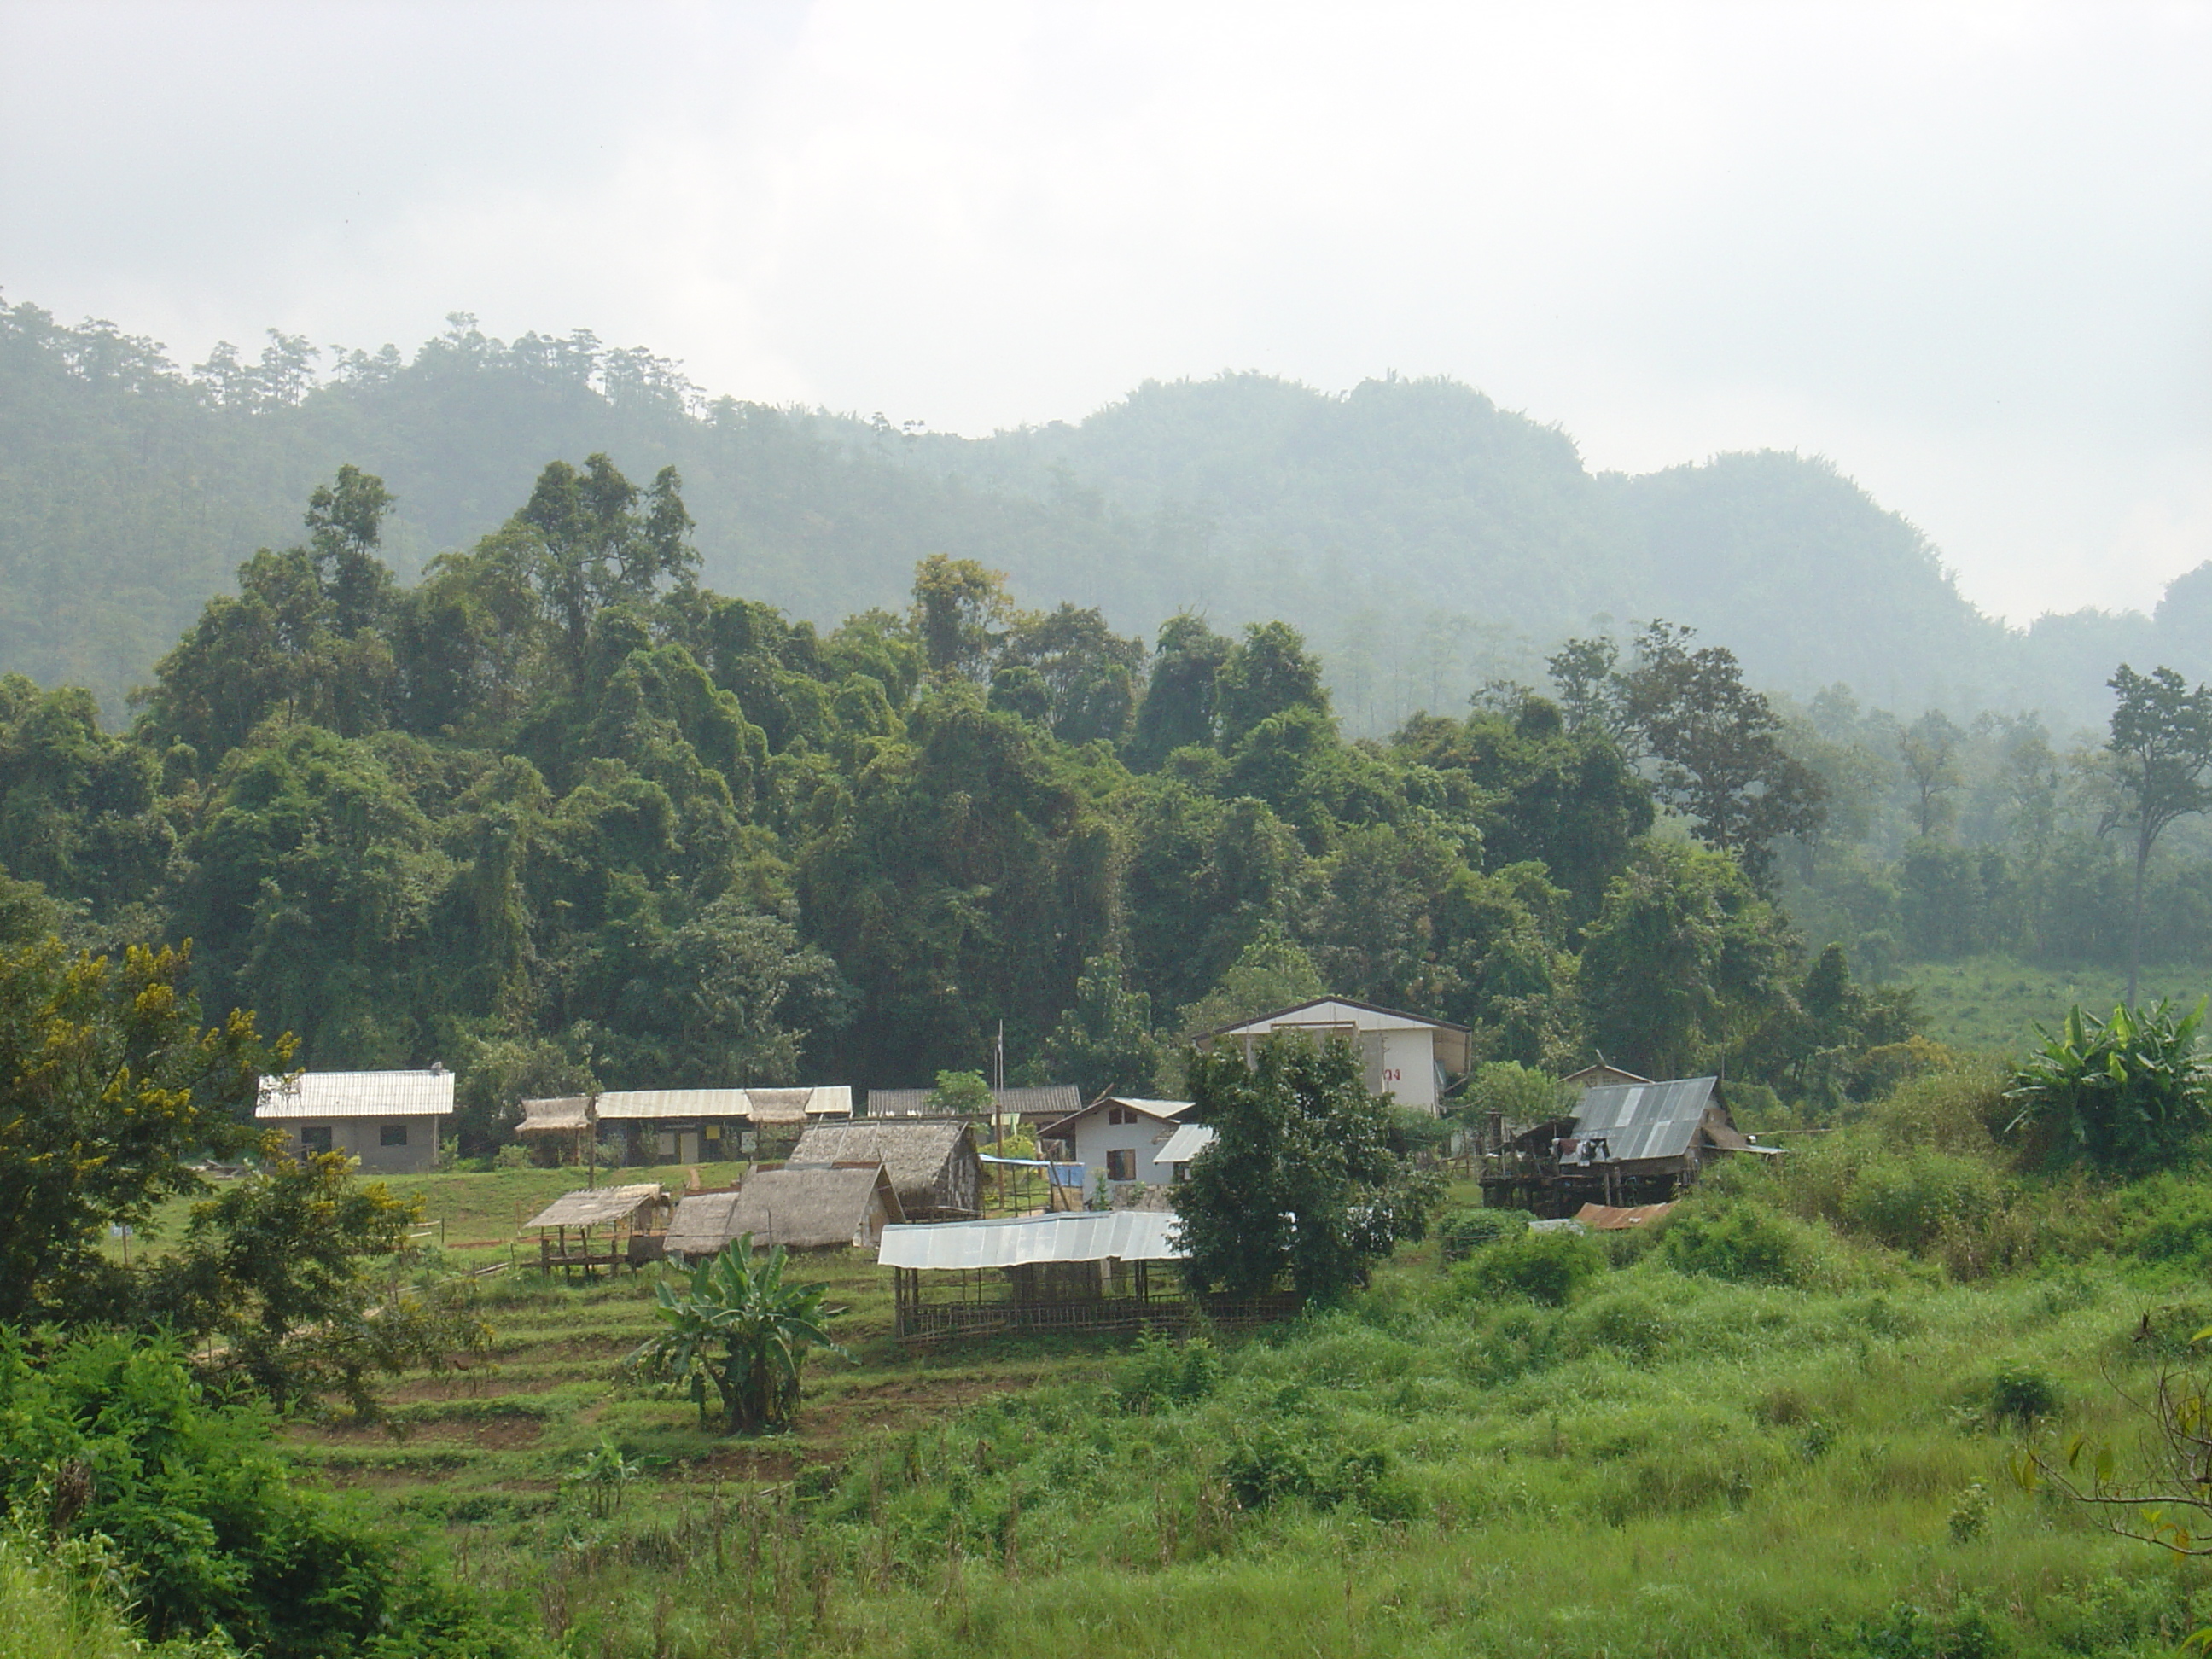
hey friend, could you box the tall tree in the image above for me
[1616,622,1826,888]
[2102,664,2212,1004]
[1174,1036,1435,1304]
[1897,709,1965,840]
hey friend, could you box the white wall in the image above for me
[1379,1028,1441,1111]
[1070,1109,1179,1185]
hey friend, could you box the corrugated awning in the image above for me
[878,1209,1185,1272]
[1155,1123,1216,1165]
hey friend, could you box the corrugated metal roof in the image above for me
[592,1086,853,1123]
[1155,1123,1216,1165]
[864,1084,1081,1120]
[1568,1076,1719,1162]
[256,1070,455,1120]
[879,1209,1185,1271]
[524,1184,668,1230]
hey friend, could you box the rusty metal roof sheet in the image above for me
[878,1209,1184,1272]
[1568,1076,1719,1163]
[256,1070,455,1120]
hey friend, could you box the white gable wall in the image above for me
[1065,1107,1182,1186]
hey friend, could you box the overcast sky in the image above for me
[3,0,2207,624]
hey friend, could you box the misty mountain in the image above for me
[2,297,2196,728]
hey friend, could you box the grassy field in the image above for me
[1891,955,2212,1056]
[254,1147,2212,1659]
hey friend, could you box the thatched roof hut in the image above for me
[789,1120,981,1220]
[671,1165,902,1254]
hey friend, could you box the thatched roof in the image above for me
[515,1095,592,1135]
[717,1165,902,1252]
[664,1191,746,1259]
[789,1120,977,1206]
[523,1183,668,1231]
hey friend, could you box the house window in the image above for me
[380,1123,410,1148]
[300,1125,333,1153]
[1105,1149,1136,1181]
[1108,1106,1140,1126]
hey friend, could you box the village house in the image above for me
[864,1083,1082,1135]
[255,1068,454,1174]
[1483,1074,1778,1214]
[1195,997,1472,1113]
[788,1119,983,1220]
[1154,1121,1218,1184]
[518,1086,853,1164]
[1039,1096,1191,1190]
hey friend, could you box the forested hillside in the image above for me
[7,296,2203,729]
[0,452,1937,1146]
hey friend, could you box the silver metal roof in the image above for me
[865,1084,1080,1120]
[878,1209,1185,1271]
[1155,1123,1217,1165]
[1569,1076,1719,1162]
[592,1086,853,1123]
[256,1070,455,1120]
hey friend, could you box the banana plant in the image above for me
[626,1234,849,1434]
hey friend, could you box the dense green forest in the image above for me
[0,448,1953,1146]
[7,294,2206,731]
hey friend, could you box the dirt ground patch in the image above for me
[294,1415,545,1450]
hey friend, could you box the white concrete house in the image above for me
[256,1068,455,1173]
[1195,997,1473,1114]
[1039,1096,1191,1189]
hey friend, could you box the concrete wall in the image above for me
[286,1116,443,1173]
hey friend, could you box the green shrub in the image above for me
[1986,1364,2061,1428]
[1113,1333,1221,1412]
[1437,1207,1528,1262]
[0,1329,531,1659]
[492,1143,533,1170]
[1661,1203,1805,1285]
[1843,1599,2012,1659]
[1842,1150,2001,1251]
[1460,1229,1603,1307]
[1219,1417,1414,1521]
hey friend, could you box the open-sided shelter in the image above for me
[1194,997,1471,1113]
[880,1210,1297,1342]
[523,1183,672,1277]
[256,1068,454,1173]
[789,1120,982,1220]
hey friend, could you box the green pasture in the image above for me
[1892,955,2212,1056]
[253,1158,2212,1658]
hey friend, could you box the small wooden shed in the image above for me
[523,1183,671,1278]
[789,1120,982,1220]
